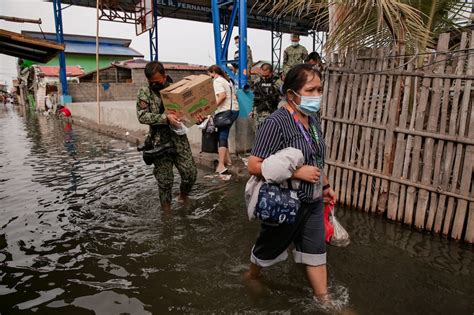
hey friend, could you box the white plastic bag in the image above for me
[171,122,188,135]
[197,116,210,129]
[205,116,216,133]
[329,209,350,247]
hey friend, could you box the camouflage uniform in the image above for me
[282,44,308,74]
[234,45,254,76]
[136,85,197,205]
[251,75,280,129]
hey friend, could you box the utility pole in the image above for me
[0,16,42,24]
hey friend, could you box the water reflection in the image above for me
[0,104,473,314]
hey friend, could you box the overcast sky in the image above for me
[0,0,317,88]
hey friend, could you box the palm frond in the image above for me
[255,0,471,52]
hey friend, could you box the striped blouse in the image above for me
[251,107,326,202]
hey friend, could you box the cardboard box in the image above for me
[160,74,217,127]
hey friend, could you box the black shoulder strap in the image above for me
[229,81,233,111]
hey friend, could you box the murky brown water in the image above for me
[1,104,473,314]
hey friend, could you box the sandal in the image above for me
[216,167,228,174]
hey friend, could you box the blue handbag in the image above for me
[255,182,301,225]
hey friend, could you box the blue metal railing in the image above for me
[149,0,158,61]
[211,0,248,89]
[53,0,69,97]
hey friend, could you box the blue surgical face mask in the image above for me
[291,41,299,47]
[291,91,321,115]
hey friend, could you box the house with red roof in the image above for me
[68,59,208,103]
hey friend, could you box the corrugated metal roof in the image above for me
[66,42,143,57]
[37,66,85,77]
[112,58,207,70]
[0,29,64,63]
[164,63,207,71]
[22,31,132,46]
[22,31,144,57]
[79,59,207,78]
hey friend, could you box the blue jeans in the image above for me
[217,111,239,148]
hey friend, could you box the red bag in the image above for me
[324,201,335,243]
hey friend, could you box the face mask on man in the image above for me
[291,41,299,47]
[149,81,165,95]
[291,91,321,115]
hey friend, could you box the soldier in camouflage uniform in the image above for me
[250,63,280,129]
[282,34,308,75]
[136,61,197,211]
[233,35,254,78]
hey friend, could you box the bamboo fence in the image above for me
[321,31,474,243]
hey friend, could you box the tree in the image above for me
[257,0,473,51]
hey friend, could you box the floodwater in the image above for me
[0,103,473,315]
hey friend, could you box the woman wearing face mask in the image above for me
[245,64,337,303]
[207,65,240,174]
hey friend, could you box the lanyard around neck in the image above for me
[286,105,324,168]
[286,105,319,147]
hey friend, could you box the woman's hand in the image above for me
[248,155,264,176]
[292,165,320,183]
[323,187,337,203]
[195,114,205,124]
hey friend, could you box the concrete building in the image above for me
[34,65,85,110]
[68,59,207,103]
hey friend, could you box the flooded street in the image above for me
[0,104,473,314]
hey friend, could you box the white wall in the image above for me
[68,101,254,153]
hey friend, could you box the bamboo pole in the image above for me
[96,0,101,124]
[328,52,350,200]
[358,48,384,211]
[425,70,451,231]
[345,52,372,206]
[323,54,340,190]
[465,191,474,242]
[414,33,450,230]
[404,52,435,226]
[380,44,405,217]
[340,52,365,205]
[441,34,472,236]
[325,68,474,80]
[352,50,377,209]
[324,161,474,202]
[387,59,414,220]
[451,30,474,240]
[320,117,474,145]
[433,33,468,234]
[367,49,391,213]
[334,52,356,204]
